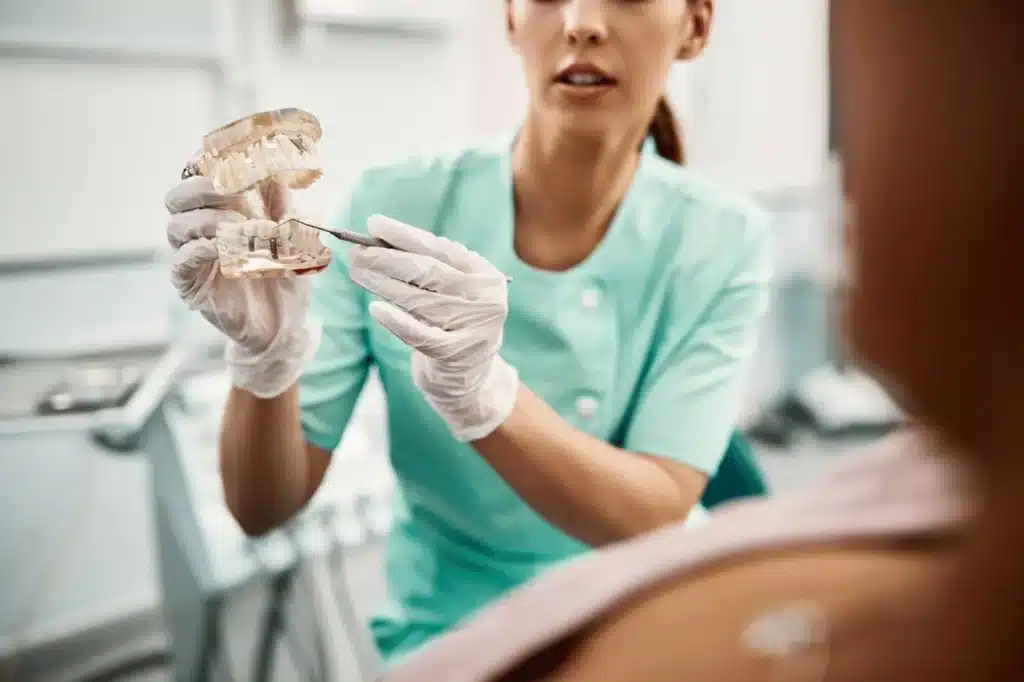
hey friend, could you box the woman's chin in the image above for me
[548,106,620,137]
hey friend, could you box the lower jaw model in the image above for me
[194,108,333,280]
[215,216,332,279]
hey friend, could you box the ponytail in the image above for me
[647,96,686,165]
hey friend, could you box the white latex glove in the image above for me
[165,174,319,399]
[347,215,519,442]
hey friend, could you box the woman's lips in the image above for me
[553,63,617,102]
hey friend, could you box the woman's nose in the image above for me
[563,0,608,46]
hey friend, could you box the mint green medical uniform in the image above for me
[298,135,772,663]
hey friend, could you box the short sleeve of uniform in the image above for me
[622,210,773,475]
[298,172,377,453]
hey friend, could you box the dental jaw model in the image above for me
[191,108,332,279]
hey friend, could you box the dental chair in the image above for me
[0,340,381,682]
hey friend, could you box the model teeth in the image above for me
[195,107,324,195]
[198,132,322,195]
[196,108,332,279]
[215,217,332,279]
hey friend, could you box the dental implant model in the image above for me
[185,107,332,279]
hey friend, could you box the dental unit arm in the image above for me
[0,339,205,446]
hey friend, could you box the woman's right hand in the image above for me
[164,174,318,399]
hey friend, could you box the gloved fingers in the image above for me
[164,176,251,215]
[167,208,246,249]
[367,300,448,353]
[367,214,494,275]
[351,265,499,333]
[350,245,497,300]
[169,237,219,301]
[349,265,451,321]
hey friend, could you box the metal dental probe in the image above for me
[284,218,513,282]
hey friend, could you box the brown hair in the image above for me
[647,96,685,165]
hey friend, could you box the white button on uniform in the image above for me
[580,288,600,309]
[575,396,599,419]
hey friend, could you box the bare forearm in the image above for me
[219,384,317,535]
[472,386,702,547]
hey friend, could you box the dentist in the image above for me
[165,0,771,664]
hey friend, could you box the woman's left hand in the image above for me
[347,215,520,441]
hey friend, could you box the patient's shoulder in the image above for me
[382,432,967,682]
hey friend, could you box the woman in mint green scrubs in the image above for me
[166,0,771,666]
[303,0,770,662]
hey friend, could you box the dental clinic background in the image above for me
[0,0,842,679]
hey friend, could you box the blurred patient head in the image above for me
[505,0,712,163]
[834,1,1022,461]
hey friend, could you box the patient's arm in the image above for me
[508,547,947,682]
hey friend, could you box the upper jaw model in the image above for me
[192,107,332,279]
